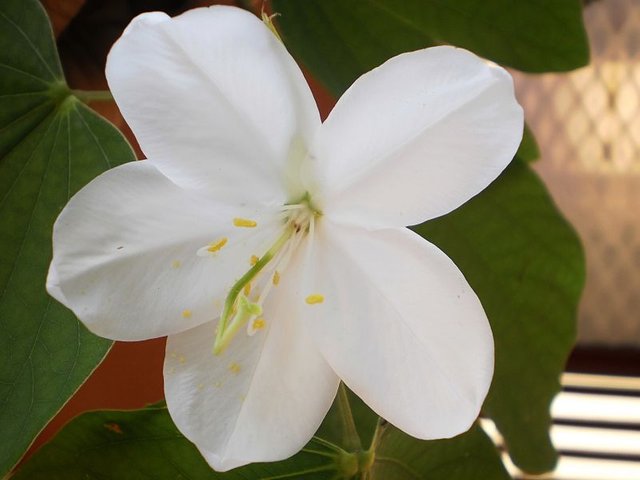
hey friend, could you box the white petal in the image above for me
[309,46,523,227]
[47,161,283,341]
[164,258,339,471]
[297,220,493,439]
[106,6,320,204]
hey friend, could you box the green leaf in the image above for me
[0,0,135,475]
[12,404,340,480]
[516,125,540,163]
[14,395,509,480]
[321,391,510,480]
[372,424,509,480]
[414,160,585,472]
[273,0,589,95]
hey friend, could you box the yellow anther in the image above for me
[252,318,266,330]
[272,271,280,286]
[233,217,257,228]
[171,260,181,269]
[229,362,241,374]
[207,237,228,252]
[250,255,259,266]
[181,309,192,319]
[305,294,325,305]
[244,282,252,296]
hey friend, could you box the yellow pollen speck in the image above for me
[178,355,186,364]
[181,309,192,319]
[306,294,324,305]
[244,283,252,296]
[197,383,204,391]
[171,260,181,269]
[252,318,266,330]
[214,381,222,388]
[170,352,177,358]
[207,237,228,252]
[233,217,257,228]
[272,271,280,286]
[250,255,259,265]
[229,362,241,374]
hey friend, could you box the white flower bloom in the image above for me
[47,6,523,472]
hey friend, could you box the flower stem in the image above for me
[72,89,114,103]
[336,383,362,452]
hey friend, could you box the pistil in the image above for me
[212,202,318,355]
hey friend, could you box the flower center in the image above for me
[212,197,319,355]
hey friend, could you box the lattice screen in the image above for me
[513,0,640,346]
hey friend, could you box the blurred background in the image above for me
[25,0,640,478]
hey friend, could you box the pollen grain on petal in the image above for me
[305,294,324,305]
[207,237,228,252]
[181,309,192,319]
[171,260,181,269]
[243,283,252,296]
[233,217,257,228]
[252,318,266,330]
[250,254,259,265]
[229,362,241,374]
[272,271,280,286]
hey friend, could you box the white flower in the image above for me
[47,6,523,472]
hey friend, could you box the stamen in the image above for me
[207,237,228,252]
[280,204,305,211]
[306,294,324,305]
[272,271,280,286]
[244,282,252,296]
[233,217,257,228]
[250,255,259,266]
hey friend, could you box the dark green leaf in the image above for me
[321,390,510,480]
[273,0,589,95]
[14,393,509,480]
[414,160,584,472]
[372,424,509,480]
[516,125,540,163]
[12,404,340,480]
[0,0,135,474]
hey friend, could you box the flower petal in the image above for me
[309,46,523,227]
[106,6,320,204]
[164,258,339,471]
[297,220,493,439]
[47,161,283,341]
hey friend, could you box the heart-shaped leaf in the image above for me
[0,0,135,475]
[414,160,585,472]
[272,0,589,96]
